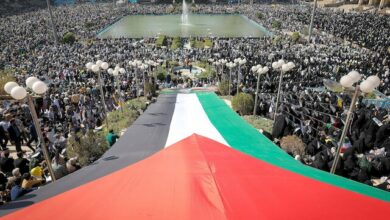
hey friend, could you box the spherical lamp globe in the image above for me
[347,71,361,83]
[359,80,376,93]
[91,65,100,73]
[101,62,109,70]
[32,81,48,95]
[366,75,381,88]
[86,62,93,70]
[96,60,103,67]
[4,82,18,94]
[26,76,39,89]
[10,86,27,100]
[340,75,354,88]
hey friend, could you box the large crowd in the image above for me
[0,2,389,204]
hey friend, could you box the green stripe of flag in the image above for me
[197,92,390,202]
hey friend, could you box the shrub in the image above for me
[272,36,283,45]
[204,38,213,48]
[291,32,301,43]
[232,93,254,115]
[171,36,182,49]
[271,20,282,30]
[156,35,167,47]
[63,32,76,44]
[256,12,264,19]
[280,135,306,157]
[144,81,156,97]
[218,80,230,96]
[66,130,108,166]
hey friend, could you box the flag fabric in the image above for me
[1,91,389,219]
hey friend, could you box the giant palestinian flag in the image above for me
[1,92,389,219]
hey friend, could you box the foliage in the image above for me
[272,35,283,45]
[197,69,214,80]
[67,130,108,166]
[256,12,264,20]
[218,80,230,96]
[232,93,254,115]
[171,36,182,49]
[66,98,147,166]
[189,38,213,49]
[156,35,167,47]
[204,38,213,48]
[242,115,274,133]
[0,69,16,96]
[144,81,157,97]
[156,71,166,81]
[271,20,282,30]
[63,32,76,44]
[280,135,306,156]
[125,97,147,112]
[291,32,301,43]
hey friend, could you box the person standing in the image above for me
[7,119,22,153]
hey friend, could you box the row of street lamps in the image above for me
[3,57,382,179]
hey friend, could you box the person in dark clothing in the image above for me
[0,150,15,176]
[26,123,38,152]
[0,126,8,150]
[272,114,287,139]
[14,151,30,175]
[7,119,22,153]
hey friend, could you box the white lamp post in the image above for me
[226,62,237,96]
[219,59,228,81]
[129,60,144,97]
[214,61,221,82]
[253,65,269,116]
[235,58,247,94]
[272,60,295,121]
[86,60,109,128]
[208,58,214,82]
[109,65,125,112]
[4,78,56,182]
[330,71,381,174]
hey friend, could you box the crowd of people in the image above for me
[0,2,389,204]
